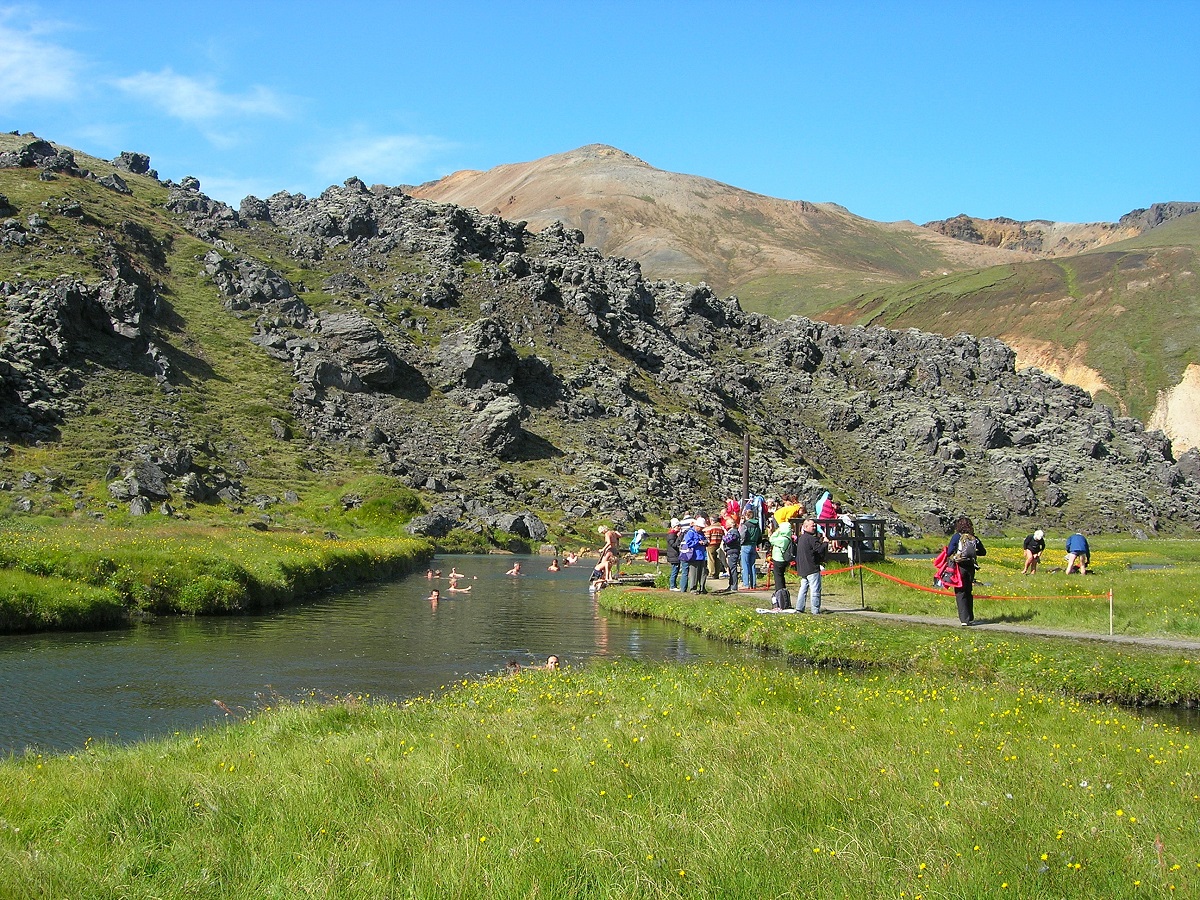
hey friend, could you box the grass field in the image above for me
[0,660,1194,898]
[820,537,1200,639]
[0,516,431,631]
[1,533,1196,896]
[638,536,1200,639]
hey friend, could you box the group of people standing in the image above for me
[661,493,841,615]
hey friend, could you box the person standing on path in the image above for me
[665,519,684,591]
[704,517,726,580]
[720,519,741,592]
[768,520,794,594]
[681,518,709,593]
[947,516,986,625]
[739,515,761,589]
[794,518,827,614]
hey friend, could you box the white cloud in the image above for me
[313,134,454,187]
[114,68,288,124]
[0,10,80,108]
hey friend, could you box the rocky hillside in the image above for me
[921,203,1200,256]
[2,133,1198,541]
[408,145,1026,318]
[410,146,1200,457]
[823,211,1200,453]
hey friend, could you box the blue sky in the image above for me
[2,1,1197,224]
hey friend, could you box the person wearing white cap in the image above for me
[680,518,709,593]
[665,518,684,591]
[1022,528,1046,574]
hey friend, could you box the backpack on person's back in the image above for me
[782,533,796,564]
[954,534,979,562]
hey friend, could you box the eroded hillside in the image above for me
[824,213,1200,452]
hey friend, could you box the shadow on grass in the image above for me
[975,611,1038,625]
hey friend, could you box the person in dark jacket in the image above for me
[1022,529,1045,574]
[739,515,761,589]
[720,519,741,593]
[947,516,986,625]
[794,518,828,614]
[666,519,684,591]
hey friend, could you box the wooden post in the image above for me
[741,433,750,503]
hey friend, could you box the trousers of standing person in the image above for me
[723,543,740,592]
[769,522,793,593]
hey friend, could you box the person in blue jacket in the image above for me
[680,518,709,593]
[1065,532,1090,575]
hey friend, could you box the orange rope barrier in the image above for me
[824,564,1110,601]
[820,565,858,577]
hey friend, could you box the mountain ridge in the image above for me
[407,144,1030,311]
[921,202,1200,257]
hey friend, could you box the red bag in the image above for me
[938,560,963,589]
[933,547,961,588]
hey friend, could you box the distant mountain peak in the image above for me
[409,147,1020,304]
[565,144,649,165]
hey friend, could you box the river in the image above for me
[0,555,754,754]
[4,554,1195,754]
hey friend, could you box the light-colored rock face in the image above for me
[1012,339,1200,454]
[922,214,1145,257]
[1149,364,1200,452]
[1009,339,1121,409]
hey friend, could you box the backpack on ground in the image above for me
[772,588,792,610]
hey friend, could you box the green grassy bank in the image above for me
[842,537,1200,639]
[0,661,1194,898]
[597,589,1200,707]
[0,520,431,632]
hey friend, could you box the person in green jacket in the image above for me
[769,521,794,593]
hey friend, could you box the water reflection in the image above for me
[0,555,751,753]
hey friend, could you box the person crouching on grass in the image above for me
[1023,529,1045,574]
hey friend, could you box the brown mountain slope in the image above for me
[921,203,1200,257]
[408,145,1027,316]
